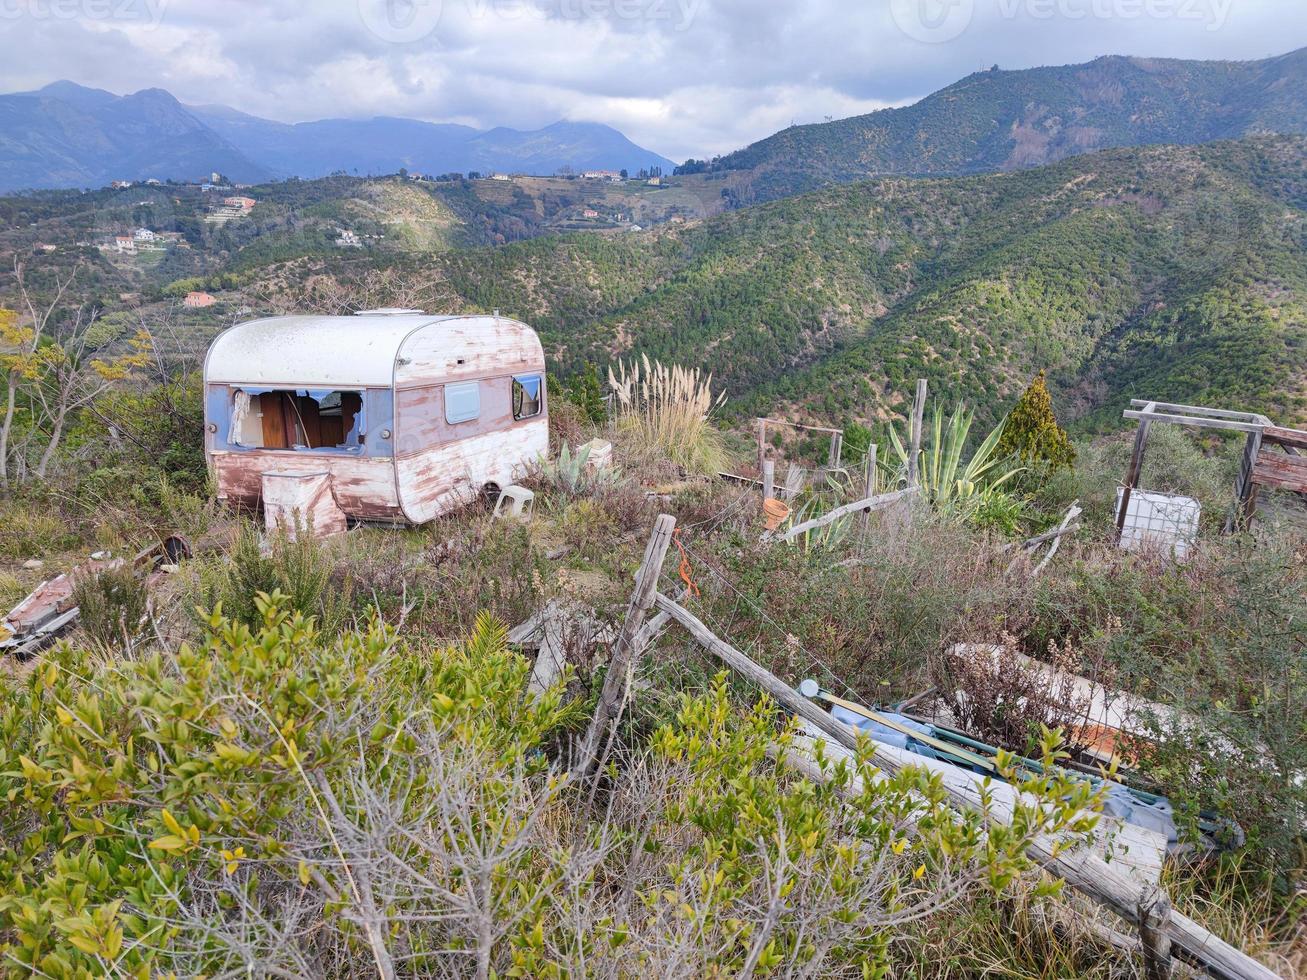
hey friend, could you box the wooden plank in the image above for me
[1226,430,1261,534]
[1261,426,1307,452]
[907,379,927,487]
[1252,449,1307,493]
[1032,502,1082,576]
[1122,410,1265,435]
[653,593,1281,980]
[1128,400,1266,423]
[571,514,676,781]
[260,392,289,449]
[776,487,919,542]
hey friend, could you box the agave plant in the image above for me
[537,441,622,497]
[887,401,1022,514]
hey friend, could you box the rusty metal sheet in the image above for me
[397,419,547,523]
[213,451,401,520]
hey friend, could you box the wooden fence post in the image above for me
[1116,416,1152,540]
[827,431,844,469]
[1224,428,1263,534]
[1139,887,1174,980]
[862,444,877,531]
[571,514,677,782]
[907,379,927,487]
[761,459,775,505]
[756,418,767,474]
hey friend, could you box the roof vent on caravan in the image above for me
[354,308,426,316]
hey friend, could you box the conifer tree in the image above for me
[997,371,1075,472]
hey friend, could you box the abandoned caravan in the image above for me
[203,310,547,533]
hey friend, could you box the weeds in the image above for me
[196,522,350,631]
[70,563,149,650]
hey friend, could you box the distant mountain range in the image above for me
[0,82,677,193]
[707,47,1307,202]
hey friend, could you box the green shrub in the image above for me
[0,600,1098,978]
[996,371,1075,475]
[70,564,149,650]
[196,524,349,631]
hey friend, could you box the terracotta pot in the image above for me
[762,497,790,531]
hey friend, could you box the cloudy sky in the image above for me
[2,0,1305,161]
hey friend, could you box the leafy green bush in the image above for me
[0,598,1099,978]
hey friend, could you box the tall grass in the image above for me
[608,354,728,475]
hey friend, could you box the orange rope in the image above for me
[672,528,700,598]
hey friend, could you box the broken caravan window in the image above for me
[512,374,542,420]
[227,388,364,451]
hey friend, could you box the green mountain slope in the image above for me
[701,48,1307,205]
[433,136,1307,429]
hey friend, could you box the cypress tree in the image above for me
[997,371,1075,472]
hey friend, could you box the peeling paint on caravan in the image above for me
[203,310,548,530]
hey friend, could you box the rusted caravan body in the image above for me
[203,311,548,526]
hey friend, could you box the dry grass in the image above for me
[608,354,729,475]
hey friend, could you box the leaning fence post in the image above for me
[761,459,775,506]
[571,514,677,783]
[907,378,927,487]
[1116,412,1152,540]
[861,444,877,531]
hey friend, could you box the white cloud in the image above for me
[0,0,1303,162]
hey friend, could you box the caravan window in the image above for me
[512,375,542,420]
[227,388,363,451]
[445,381,481,424]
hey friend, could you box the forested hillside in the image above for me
[428,136,1307,429]
[699,48,1307,205]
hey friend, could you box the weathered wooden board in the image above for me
[261,471,348,538]
[1259,426,1307,452]
[790,732,1168,887]
[1251,449,1307,493]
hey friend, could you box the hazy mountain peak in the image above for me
[0,80,676,190]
